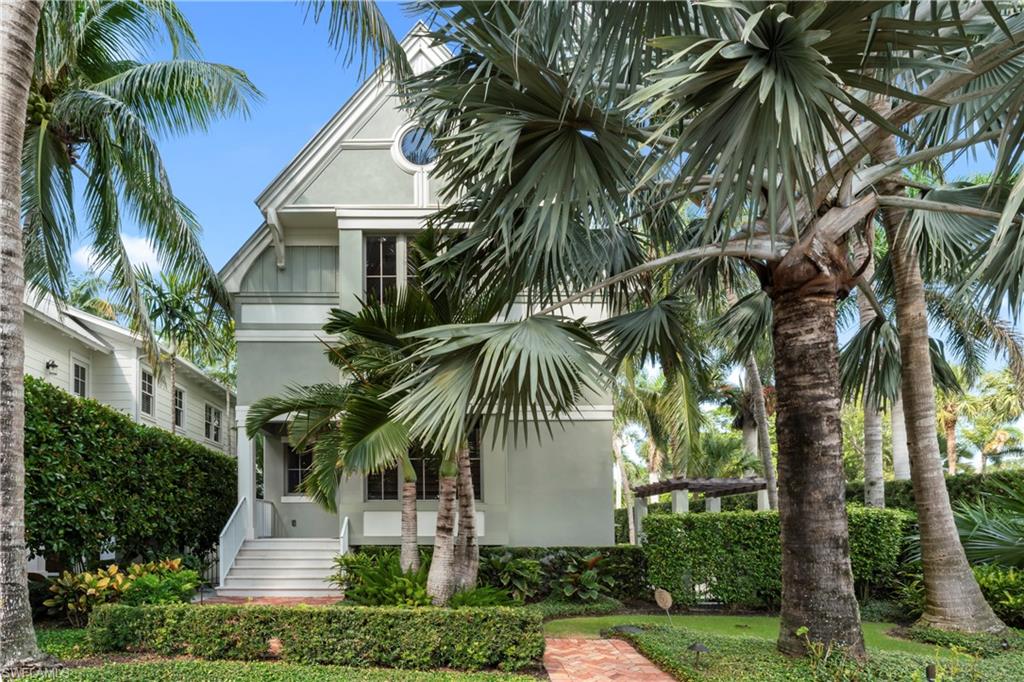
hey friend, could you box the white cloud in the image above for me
[72,234,161,273]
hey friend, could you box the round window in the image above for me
[399,127,437,166]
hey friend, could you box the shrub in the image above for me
[24,376,235,568]
[540,550,615,602]
[478,553,542,602]
[968,565,1024,628]
[643,508,909,609]
[329,551,431,607]
[904,626,1024,657]
[449,586,514,608]
[88,603,544,671]
[525,596,623,620]
[846,470,1024,512]
[44,558,194,624]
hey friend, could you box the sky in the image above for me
[73,1,419,273]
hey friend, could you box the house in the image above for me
[23,294,234,453]
[215,25,613,596]
[23,293,235,575]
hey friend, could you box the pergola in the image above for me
[629,476,769,542]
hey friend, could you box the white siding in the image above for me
[24,316,98,394]
[91,348,137,416]
[142,359,229,453]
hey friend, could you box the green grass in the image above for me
[18,660,536,681]
[618,625,1024,681]
[543,614,939,656]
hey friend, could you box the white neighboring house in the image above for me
[23,294,235,573]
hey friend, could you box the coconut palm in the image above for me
[1,1,45,672]
[21,0,260,351]
[137,267,217,434]
[380,2,1024,653]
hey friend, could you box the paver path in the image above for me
[544,637,673,681]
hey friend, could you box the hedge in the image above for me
[643,507,911,609]
[614,495,758,543]
[846,470,1024,511]
[355,545,648,602]
[24,375,236,569]
[88,604,544,671]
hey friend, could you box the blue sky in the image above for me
[73,1,418,273]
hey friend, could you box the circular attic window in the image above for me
[399,127,437,166]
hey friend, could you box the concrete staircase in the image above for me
[216,538,339,598]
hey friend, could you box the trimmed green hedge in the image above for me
[88,604,543,671]
[845,470,1024,511]
[614,495,760,543]
[356,545,648,602]
[643,508,911,609]
[24,375,235,568]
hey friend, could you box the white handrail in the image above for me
[218,497,248,587]
[339,516,350,556]
[255,499,275,538]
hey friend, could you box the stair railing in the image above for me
[218,496,248,587]
[339,515,350,556]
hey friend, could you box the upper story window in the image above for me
[399,127,437,166]
[364,235,398,302]
[174,388,185,428]
[140,369,154,416]
[72,358,88,398]
[205,404,222,443]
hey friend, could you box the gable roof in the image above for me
[253,22,451,268]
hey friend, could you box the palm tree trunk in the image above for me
[744,356,778,509]
[944,418,958,475]
[400,455,419,573]
[426,456,458,605]
[169,352,177,434]
[874,136,1005,633]
[0,0,46,673]
[453,444,478,592]
[613,435,636,544]
[891,393,911,480]
[771,289,864,658]
[855,247,885,507]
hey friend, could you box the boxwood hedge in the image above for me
[24,375,235,569]
[643,507,911,609]
[87,604,544,671]
[846,470,1024,511]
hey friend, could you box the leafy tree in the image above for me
[22,0,260,350]
[380,2,1024,653]
[66,271,118,320]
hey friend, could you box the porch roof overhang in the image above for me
[631,476,767,499]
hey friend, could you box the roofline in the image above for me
[218,222,273,293]
[23,298,113,354]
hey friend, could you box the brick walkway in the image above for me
[544,637,672,681]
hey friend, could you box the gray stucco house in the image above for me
[215,26,613,596]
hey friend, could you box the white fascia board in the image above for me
[219,223,273,293]
[23,303,113,354]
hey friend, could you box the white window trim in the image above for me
[204,402,223,445]
[139,365,155,420]
[173,386,187,430]
[390,122,438,175]
[363,233,409,299]
[69,352,90,399]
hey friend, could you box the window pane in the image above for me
[381,468,399,499]
[367,472,383,500]
[381,238,396,275]
[366,239,381,276]
[287,470,302,494]
[470,459,482,501]
[365,278,381,303]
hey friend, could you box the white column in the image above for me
[757,490,770,511]
[705,496,721,513]
[235,406,256,540]
[634,498,648,543]
[671,489,689,514]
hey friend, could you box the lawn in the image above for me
[543,613,940,656]
[18,661,536,681]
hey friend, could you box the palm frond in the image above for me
[303,0,410,81]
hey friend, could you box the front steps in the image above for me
[216,538,340,598]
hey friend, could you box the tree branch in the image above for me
[875,195,1021,225]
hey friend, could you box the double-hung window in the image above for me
[71,358,88,398]
[286,444,313,495]
[364,235,398,302]
[205,404,222,443]
[173,388,185,428]
[140,369,154,417]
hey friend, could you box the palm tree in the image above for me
[137,267,216,434]
[21,0,260,351]
[384,2,1024,653]
[1,1,45,672]
[66,271,118,320]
